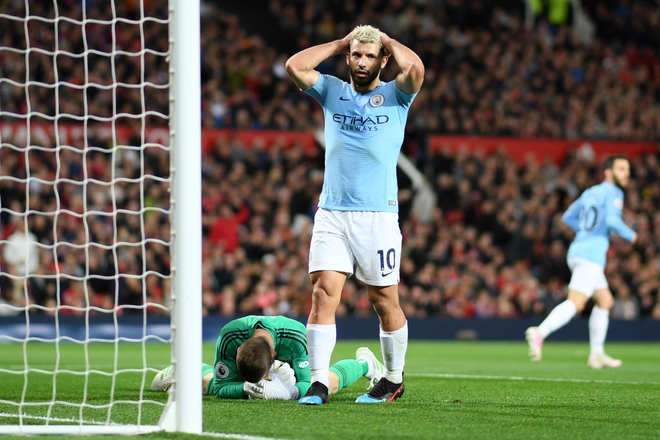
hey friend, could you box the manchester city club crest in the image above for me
[369,93,384,107]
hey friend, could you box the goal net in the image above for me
[0,0,201,434]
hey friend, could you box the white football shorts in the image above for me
[308,208,402,287]
[567,257,608,298]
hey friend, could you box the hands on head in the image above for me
[242,360,298,400]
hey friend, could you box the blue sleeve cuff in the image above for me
[302,74,326,105]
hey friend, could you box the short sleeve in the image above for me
[393,82,418,108]
[606,188,624,217]
[302,74,328,106]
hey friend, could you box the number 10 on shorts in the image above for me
[378,248,396,275]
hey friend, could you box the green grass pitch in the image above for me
[0,340,658,440]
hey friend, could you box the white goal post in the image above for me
[0,0,201,435]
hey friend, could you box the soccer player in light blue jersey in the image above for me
[526,156,637,368]
[285,25,424,404]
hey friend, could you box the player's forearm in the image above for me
[288,40,347,70]
[210,382,248,399]
[381,34,424,94]
[285,40,347,89]
[606,215,635,242]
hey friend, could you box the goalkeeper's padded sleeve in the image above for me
[212,381,249,399]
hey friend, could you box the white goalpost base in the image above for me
[0,0,201,434]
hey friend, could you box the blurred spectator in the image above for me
[209,204,251,254]
[611,283,640,320]
[3,217,39,276]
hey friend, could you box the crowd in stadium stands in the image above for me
[4,1,657,140]
[1,1,660,320]
[200,0,659,140]
[0,130,171,315]
[3,131,660,321]
[199,140,660,320]
[0,0,169,127]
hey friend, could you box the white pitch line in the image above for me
[0,412,120,425]
[407,373,660,386]
[0,413,299,440]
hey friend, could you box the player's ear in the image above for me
[271,350,276,361]
[381,55,389,69]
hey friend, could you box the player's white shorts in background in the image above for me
[309,208,402,287]
[567,257,608,298]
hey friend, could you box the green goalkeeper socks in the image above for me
[329,359,370,391]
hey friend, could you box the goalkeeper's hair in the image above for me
[602,154,628,171]
[237,337,272,383]
[350,25,383,53]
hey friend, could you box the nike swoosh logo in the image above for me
[381,270,394,277]
[339,97,351,101]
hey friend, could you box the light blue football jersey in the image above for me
[303,74,417,212]
[562,181,635,267]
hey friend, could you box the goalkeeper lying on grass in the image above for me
[151,315,384,400]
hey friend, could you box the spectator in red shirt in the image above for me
[209,204,251,253]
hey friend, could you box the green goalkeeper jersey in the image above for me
[205,315,312,399]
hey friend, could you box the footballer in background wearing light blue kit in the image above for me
[526,156,637,368]
[285,25,424,404]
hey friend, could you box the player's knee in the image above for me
[370,295,396,316]
[311,284,338,308]
[596,296,614,310]
[567,291,589,313]
[311,285,328,303]
[571,300,586,313]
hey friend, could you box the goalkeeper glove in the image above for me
[270,360,296,387]
[243,376,299,400]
